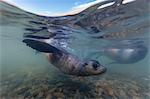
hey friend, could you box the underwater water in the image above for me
[0,0,150,99]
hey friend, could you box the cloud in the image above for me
[2,0,136,17]
[51,0,136,16]
[122,0,135,4]
[97,1,115,9]
[50,0,107,16]
[73,0,107,10]
[3,0,107,16]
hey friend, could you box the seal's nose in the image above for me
[102,67,107,73]
[99,66,107,74]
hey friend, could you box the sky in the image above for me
[3,0,135,16]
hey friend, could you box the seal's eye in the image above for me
[92,63,99,70]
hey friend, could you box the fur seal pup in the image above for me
[91,40,148,64]
[104,43,148,64]
[23,39,107,76]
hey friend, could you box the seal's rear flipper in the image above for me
[23,39,62,55]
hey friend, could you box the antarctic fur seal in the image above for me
[23,39,107,76]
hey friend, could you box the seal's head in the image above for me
[80,60,107,76]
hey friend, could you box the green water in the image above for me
[0,1,150,99]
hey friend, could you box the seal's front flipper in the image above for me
[23,39,62,55]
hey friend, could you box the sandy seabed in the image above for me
[0,68,149,99]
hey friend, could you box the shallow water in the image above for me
[0,0,150,99]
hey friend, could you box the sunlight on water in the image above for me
[0,0,150,98]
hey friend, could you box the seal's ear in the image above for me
[23,39,62,55]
